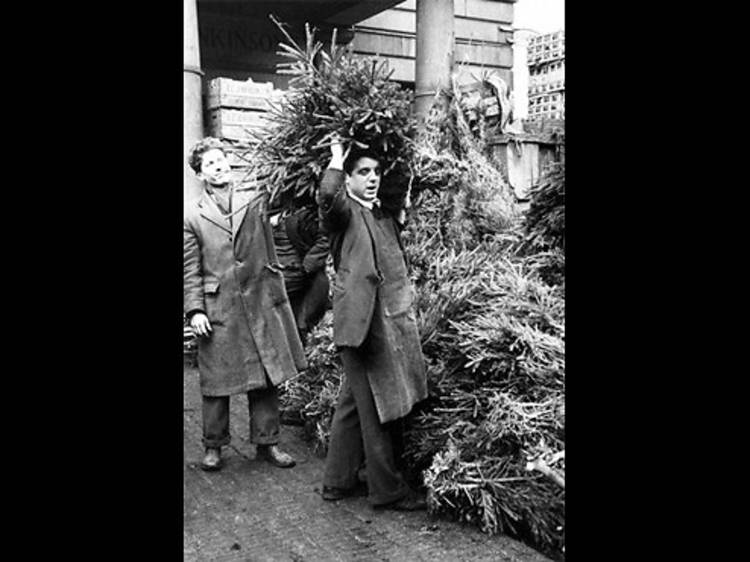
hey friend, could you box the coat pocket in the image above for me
[203,281,219,295]
[203,281,223,324]
[382,280,415,318]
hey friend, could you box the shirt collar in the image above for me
[346,186,381,210]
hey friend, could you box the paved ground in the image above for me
[184,366,551,562]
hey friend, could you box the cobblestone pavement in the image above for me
[184,366,551,562]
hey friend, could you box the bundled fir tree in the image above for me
[521,158,565,288]
[525,160,565,251]
[244,18,416,215]
[280,310,342,452]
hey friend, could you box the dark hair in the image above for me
[343,149,381,175]
[187,137,225,173]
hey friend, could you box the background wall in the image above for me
[350,0,516,87]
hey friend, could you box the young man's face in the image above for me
[346,157,381,202]
[197,148,231,187]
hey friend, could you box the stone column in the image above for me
[184,0,204,201]
[414,0,455,122]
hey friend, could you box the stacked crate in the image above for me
[458,81,502,126]
[527,31,565,122]
[205,77,283,184]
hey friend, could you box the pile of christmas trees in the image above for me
[252,21,565,560]
[402,146,565,558]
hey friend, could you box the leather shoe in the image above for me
[200,448,222,471]
[375,489,427,511]
[321,483,368,501]
[257,444,296,468]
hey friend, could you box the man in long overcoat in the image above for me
[184,137,307,471]
[318,138,428,510]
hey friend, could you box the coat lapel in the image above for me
[230,187,259,242]
[198,190,232,235]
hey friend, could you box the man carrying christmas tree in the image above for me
[317,136,428,510]
[184,137,306,471]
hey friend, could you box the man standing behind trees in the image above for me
[184,137,307,471]
[269,204,331,346]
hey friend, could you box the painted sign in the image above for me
[199,13,287,72]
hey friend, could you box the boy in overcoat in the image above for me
[184,138,307,471]
[317,138,428,510]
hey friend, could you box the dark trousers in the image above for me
[288,269,330,344]
[323,346,409,506]
[202,384,280,449]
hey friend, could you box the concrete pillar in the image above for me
[414,0,455,122]
[184,0,204,201]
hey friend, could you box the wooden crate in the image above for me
[480,96,500,117]
[207,77,274,98]
[458,81,501,121]
[207,92,273,111]
[213,124,268,141]
[206,77,279,111]
[208,108,270,141]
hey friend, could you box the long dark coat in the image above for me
[184,185,307,396]
[318,169,427,423]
